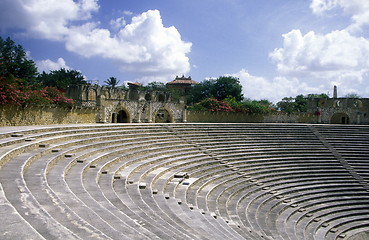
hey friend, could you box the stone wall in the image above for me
[0,105,98,126]
[186,111,318,123]
[67,85,187,123]
[307,98,369,124]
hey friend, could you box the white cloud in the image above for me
[262,0,369,100]
[229,69,322,103]
[0,0,99,40]
[110,17,127,30]
[65,10,192,83]
[269,28,369,98]
[310,0,369,33]
[36,58,70,72]
[123,10,134,16]
[310,0,339,14]
[0,1,191,83]
[270,29,369,75]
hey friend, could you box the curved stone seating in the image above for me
[1,123,369,239]
[114,148,243,239]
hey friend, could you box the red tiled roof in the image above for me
[167,76,198,85]
[128,82,142,86]
[167,79,199,85]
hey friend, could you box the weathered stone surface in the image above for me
[0,123,368,240]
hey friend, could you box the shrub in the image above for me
[188,98,234,112]
[0,75,74,107]
[188,96,275,113]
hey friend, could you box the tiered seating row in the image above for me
[169,124,369,240]
[0,123,368,240]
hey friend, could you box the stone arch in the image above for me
[116,109,130,123]
[154,107,173,123]
[355,100,363,108]
[145,93,152,101]
[88,88,97,101]
[158,94,165,102]
[331,112,350,124]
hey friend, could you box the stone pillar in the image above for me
[137,110,141,123]
[357,113,361,125]
[148,102,153,123]
[183,108,187,123]
[333,86,337,98]
[99,106,106,123]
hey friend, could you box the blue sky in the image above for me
[1,0,369,102]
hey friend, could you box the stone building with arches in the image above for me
[66,84,188,123]
[66,83,369,125]
[307,97,369,124]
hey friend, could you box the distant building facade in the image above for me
[307,87,369,124]
[166,75,199,94]
[66,76,198,123]
[67,82,369,125]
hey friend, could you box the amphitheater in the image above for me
[1,123,369,240]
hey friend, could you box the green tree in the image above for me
[277,93,329,113]
[213,76,243,101]
[0,36,38,83]
[277,97,296,113]
[295,94,307,112]
[257,99,274,108]
[104,77,120,88]
[344,93,361,98]
[146,81,165,91]
[187,76,243,105]
[37,68,86,90]
[187,79,216,104]
[306,93,329,99]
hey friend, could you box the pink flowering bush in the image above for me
[189,98,234,112]
[44,87,74,107]
[0,75,74,107]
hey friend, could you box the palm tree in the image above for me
[104,77,120,88]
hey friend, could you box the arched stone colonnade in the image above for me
[100,100,186,123]
[67,85,187,123]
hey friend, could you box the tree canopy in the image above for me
[0,36,38,83]
[0,37,75,107]
[37,68,86,90]
[104,77,120,88]
[344,93,361,98]
[187,76,243,105]
[145,81,166,91]
[277,93,328,113]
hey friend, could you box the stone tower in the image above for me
[333,85,338,98]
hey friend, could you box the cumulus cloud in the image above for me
[269,28,369,98]
[229,69,322,103]
[0,1,191,83]
[263,1,368,99]
[123,10,134,16]
[231,1,369,101]
[270,29,369,76]
[270,0,369,100]
[65,10,191,82]
[110,17,127,30]
[36,58,70,73]
[0,0,99,40]
[232,1,369,101]
[310,0,369,33]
